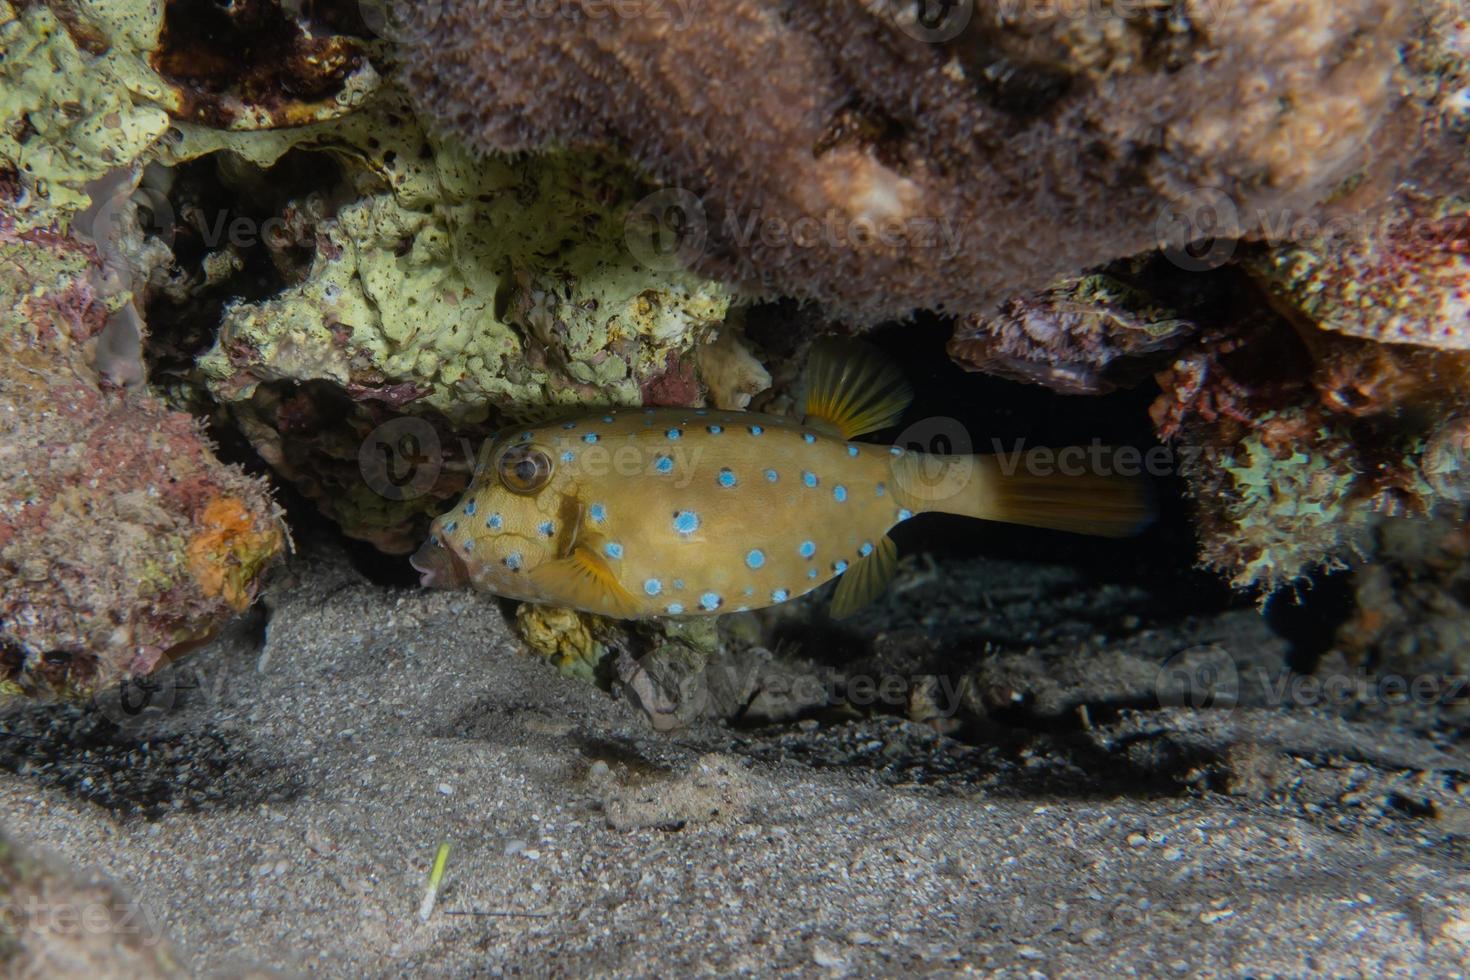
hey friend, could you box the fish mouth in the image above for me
[410,535,471,589]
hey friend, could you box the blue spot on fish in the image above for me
[666,428,682,440]
[699,592,722,611]
[749,424,763,435]
[561,450,575,463]
[644,578,662,596]
[673,510,700,535]
[655,454,674,474]
[695,409,709,416]
[802,432,816,444]
[604,541,624,559]
[898,508,913,521]
[601,415,614,423]
[538,520,554,537]
[464,500,477,516]
[707,424,722,434]
[443,520,458,534]
[847,445,859,457]
[875,483,886,497]
[746,549,765,569]
[833,560,849,574]
[764,468,778,483]
[802,471,819,489]
[487,514,502,530]
[562,422,577,429]
[833,485,847,502]
[859,541,873,557]
[890,446,904,456]
[462,537,474,551]
[589,503,606,523]
[799,540,816,559]
[772,589,789,602]
[583,432,599,444]
[667,602,684,615]
[673,579,685,590]
[807,568,818,579]
[505,552,523,570]
[718,468,737,488]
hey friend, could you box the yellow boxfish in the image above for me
[411,341,1152,619]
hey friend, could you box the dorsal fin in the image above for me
[803,339,913,440]
[528,545,641,618]
[829,534,899,620]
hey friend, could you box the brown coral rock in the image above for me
[948,269,1196,394]
[403,0,1413,320]
[0,219,284,697]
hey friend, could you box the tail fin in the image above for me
[892,452,1155,538]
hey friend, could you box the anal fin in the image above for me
[830,535,899,620]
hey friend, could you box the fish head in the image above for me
[415,430,582,597]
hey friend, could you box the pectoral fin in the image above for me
[830,535,898,620]
[528,545,641,618]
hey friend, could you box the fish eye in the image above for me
[496,445,553,494]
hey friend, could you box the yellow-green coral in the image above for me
[194,95,730,422]
[0,0,170,224]
[516,604,609,681]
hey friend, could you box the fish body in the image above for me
[417,407,909,616]
[412,342,1152,618]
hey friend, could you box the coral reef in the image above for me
[182,95,730,549]
[947,267,1196,395]
[2,0,735,565]
[1247,208,1470,351]
[0,220,284,699]
[404,0,1420,321]
[1323,515,1470,732]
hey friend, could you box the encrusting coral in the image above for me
[403,0,1419,321]
[0,218,284,699]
